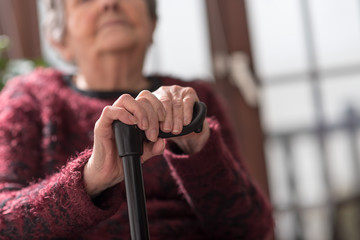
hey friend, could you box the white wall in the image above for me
[144,0,213,81]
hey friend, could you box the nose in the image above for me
[102,0,119,11]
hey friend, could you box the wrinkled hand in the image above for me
[152,85,210,154]
[83,85,209,198]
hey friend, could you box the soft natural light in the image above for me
[310,0,360,70]
[246,0,360,239]
[141,0,213,80]
[246,0,309,79]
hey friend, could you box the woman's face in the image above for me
[61,0,156,62]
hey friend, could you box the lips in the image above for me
[98,18,131,31]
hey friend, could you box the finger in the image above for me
[142,138,165,162]
[97,106,137,128]
[137,97,159,142]
[113,94,149,130]
[171,97,184,134]
[158,96,173,133]
[183,97,196,126]
[94,106,137,138]
[182,87,199,126]
[137,90,166,122]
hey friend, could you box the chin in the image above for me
[102,40,138,52]
[98,32,142,51]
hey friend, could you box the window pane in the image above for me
[310,0,360,69]
[327,131,357,199]
[246,0,309,79]
[275,211,296,240]
[144,0,212,80]
[321,74,360,125]
[292,134,327,206]
[266,139,292,207]
[260,79,316,132]
[302,207,331,240]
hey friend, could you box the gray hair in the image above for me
[42,0,157,43]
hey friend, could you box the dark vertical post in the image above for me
[282,135,303,240]
[0,0,41,59]
[205,0,270,198]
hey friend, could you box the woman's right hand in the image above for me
[83,93,166,198]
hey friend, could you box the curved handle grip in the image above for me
[112,102,207,157]
[158,101,207,138]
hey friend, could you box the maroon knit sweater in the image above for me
[0,68,273,239]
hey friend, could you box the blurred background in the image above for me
[1,0,360,239]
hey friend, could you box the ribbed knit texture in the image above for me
[0,68,273,239]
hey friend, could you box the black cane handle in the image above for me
[113,101,207,157]
[158,101,207,138]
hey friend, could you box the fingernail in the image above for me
[173,121,181,134]
[150,129,157,142]
[163,122,171,132]
[184,116,190,126]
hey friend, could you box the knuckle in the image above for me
[172,99,183,108]
[120,93,131,100]
[183,97,193,104]
[138,90,151,97]
[154,86,167,95]
[102,105,112,115]
[170,85,181,93]
[159,97,172,105]
[119,93,132,102]
[158,86,168,91]
[184,87,196,95]
[94,119,101,130]
[137,97,151,106]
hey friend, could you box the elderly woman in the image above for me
[0,0,273,239]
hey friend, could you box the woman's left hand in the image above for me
[137,85,210,154]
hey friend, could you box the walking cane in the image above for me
[112,101,207,240]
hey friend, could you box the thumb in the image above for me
[141,138,165,163]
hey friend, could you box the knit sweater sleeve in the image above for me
[0,77,121,239]
[163,81,273,239]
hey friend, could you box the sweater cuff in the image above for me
[56,149,122,225]
[163,117,233,180]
